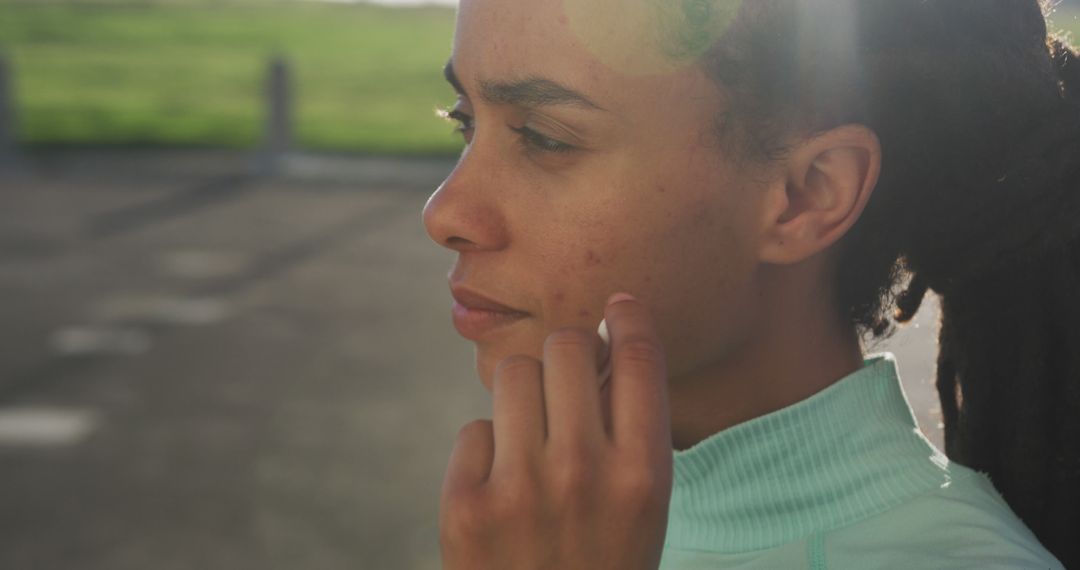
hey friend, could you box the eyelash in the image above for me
[438,107,577,154]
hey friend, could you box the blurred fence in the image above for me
[257,57,293,176]
[0,54,17,168]
[0,52,296,176]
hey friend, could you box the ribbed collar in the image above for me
[666,352,955,553]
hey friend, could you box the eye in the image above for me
[437,106,578,155]
[437,106,474,142]
[510,125,577,154]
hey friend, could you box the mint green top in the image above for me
[659,353,1064,569]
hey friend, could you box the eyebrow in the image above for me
[443,60,605,111]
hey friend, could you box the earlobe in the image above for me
[757,125,881,265]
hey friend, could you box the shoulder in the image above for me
[825,465,1064,569]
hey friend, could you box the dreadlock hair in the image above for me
[698,1,1080,566]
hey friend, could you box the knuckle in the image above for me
[549,454,595,497]
[440,489,491,541]
[456,419,492,442]
[544,327,593,352]
[617,336,664,365]
[494,355,540,379]
[488,483,541,519]
[613,468,660,496]
[611,460,672,513]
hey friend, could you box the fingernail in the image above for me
[606,292,636,306]
[596,318,612,386]
[597,318,611,345]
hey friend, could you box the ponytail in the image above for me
[901,38,1080,567]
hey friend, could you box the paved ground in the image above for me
[0,150,944,570]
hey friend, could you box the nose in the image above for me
[422,149,509,253]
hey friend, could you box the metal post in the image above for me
[0,53,19,171]
[257,56,292,176]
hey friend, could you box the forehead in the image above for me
[454,0,652,76]
[452,0,731,114]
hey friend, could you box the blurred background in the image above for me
[0,1,1076,569]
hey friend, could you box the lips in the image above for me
[449,285,530,341]
[450,286,529,315]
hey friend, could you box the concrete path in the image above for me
[0,150,943,570]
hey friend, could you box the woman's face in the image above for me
[423,0,769,390]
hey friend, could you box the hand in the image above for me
[439,293,673,570]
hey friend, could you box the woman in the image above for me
[422,0,1077,568]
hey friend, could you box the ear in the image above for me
[757,124,881,265]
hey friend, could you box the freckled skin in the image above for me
[424,0,768,392]
[584,250,602,267]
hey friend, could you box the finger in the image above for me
[491,355,546,479]
[604,293,671,452]
[442,419,495,496]
[599,368,615,435]
[542,327,605,447]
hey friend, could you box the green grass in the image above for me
[0,2,1078,155]
[0,1,464,155]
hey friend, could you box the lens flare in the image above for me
[560,0,742,75]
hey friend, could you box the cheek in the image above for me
[652,206,755,377]
[530,215,626,318]
[584,249,603,267]
[543,271,605,324]
[548,289,593,319]
[537,196,692,327]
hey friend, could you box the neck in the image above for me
[668,259,864,451]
